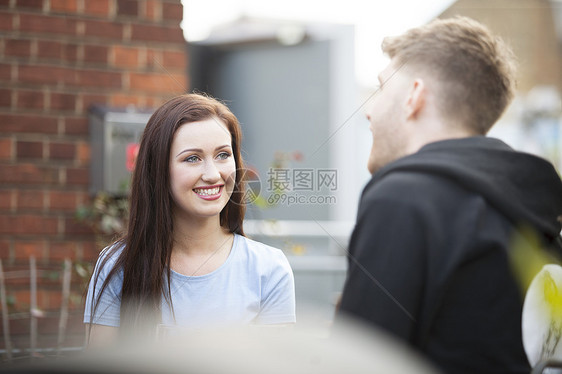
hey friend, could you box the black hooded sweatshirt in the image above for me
[339,136,562,374]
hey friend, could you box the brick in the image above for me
[145,49,161,70]
[11,290,31,307]
[4,39,32,58]
[49,190,78,211]
[0,164,59,185]
[15,0,42,9]
[50,0,78,13]
[0,138,12,160]
[37,40,63,60]
[36,315,62,334]
[50,92,76,111]
[83,19,123,40]
[49,242,78,261]
[144,0,161,21]
[0,12,13,32]
[16,141,44,159]
[109,93,140,107]
[19,13,78,37]
[83,45,108,64]
[62,43,80,63]
[0,240,10,259]
[0,0,11,7]
[0,214,57,235]
[129,72,186,94]
[117,0,138,16]
[0,113,58,134]
[76,190,89,204]
[7,318,32,336]
[0,88,10,107]
[0,190,13,210]
[14,240,44,259]
[63,117,88,135]
[16,189,44,210]
[81,94,106,111]
[39,281,68,299]
[82,240,100,260]
[49,142,75,160]
[18,64,75,86]
[84,0,110,16]
[36,275,63,288]
[39,291,63,310]
[162,49,186,69]
[76,69,122,89]
[16,90,45,110]
[162,2,182,21]
[66,167,89,185]
[112,45,139,68]
[76,142,90,163]
[145,95,165,108]
[0,63,11,81]
[4,268,31,286]
[64,217,93,235]
[131,23,184,44]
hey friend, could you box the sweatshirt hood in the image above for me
[370,136,562,240]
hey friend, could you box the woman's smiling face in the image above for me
[169,117,236,221]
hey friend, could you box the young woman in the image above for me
[84,94,295,344]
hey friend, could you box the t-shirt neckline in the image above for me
[169,233,239,281]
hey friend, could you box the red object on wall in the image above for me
[126,143,140,172]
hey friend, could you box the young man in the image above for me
[338,16,562,374]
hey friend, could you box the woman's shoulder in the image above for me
[235,235,291,269]
[234,236,294,300]
[93,241,125,276]
[99,241,124,261]
[236,234,283,255]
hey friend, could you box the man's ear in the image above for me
[405,79,426,120]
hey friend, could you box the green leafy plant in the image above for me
[76,192,129,238]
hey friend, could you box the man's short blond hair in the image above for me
[382,16,516,134]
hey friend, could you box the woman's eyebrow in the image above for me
[176,144,231,158]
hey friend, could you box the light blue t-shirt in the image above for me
[84,234,296,328]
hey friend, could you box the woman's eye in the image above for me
[184,155,200,163]
[216,152,231,160]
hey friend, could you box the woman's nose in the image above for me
[201,160,221,183]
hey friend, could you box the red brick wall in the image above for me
[0,0,187,262]
[0,0,188,352]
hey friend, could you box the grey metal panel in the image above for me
[89,107,153,195]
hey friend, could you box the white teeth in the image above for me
[194,187,220,196]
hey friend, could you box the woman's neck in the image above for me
[170,214,234,276]
[172,214,231,256]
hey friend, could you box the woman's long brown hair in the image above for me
[88,93,246,336]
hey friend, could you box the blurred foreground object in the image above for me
[0,318,440,374]
[523,264,562,367]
